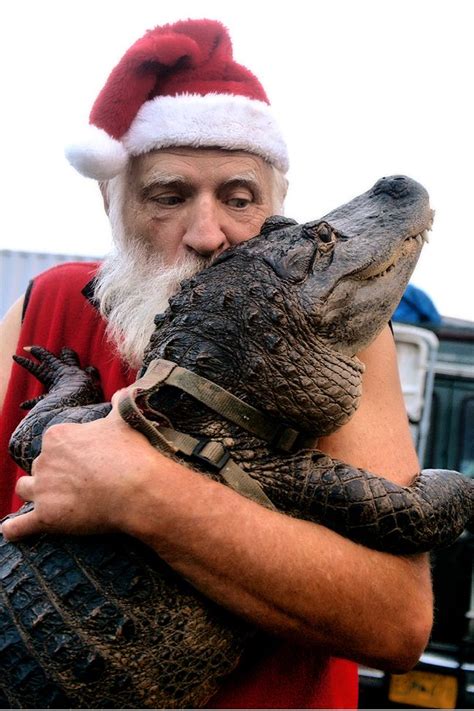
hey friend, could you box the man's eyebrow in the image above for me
[139,170,264,199]
[140,172,190,192]
[220,174,263,201]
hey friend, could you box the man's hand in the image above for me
[1,392,159,540]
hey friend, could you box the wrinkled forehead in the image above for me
[126,147,275,192]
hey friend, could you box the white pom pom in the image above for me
[65,125,128,180]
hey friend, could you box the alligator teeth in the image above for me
[413,230,429,245]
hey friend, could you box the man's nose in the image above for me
[182,201,228,257]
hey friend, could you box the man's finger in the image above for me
[15,475,35,502]
[1,510,42,541]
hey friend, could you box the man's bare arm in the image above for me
[2,325,433,671]
[0,296,24,412]
[319,325,420,482]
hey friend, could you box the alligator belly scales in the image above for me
[2,176,473,708]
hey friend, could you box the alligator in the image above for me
[2,175,473,709]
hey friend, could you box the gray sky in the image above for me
[1,0,473,320]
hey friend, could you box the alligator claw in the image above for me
[13,346,103,400]
[20,394,45,410]
[85,365,101,382]
[28,345,64,368]
[12,354,53,387]
[59,347,81,367]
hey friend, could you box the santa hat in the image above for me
[66,19,289,180]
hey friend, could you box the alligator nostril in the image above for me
[373,175,410,199]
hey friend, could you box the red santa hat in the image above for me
[66,19,289,180]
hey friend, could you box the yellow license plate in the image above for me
[389,669,458,709]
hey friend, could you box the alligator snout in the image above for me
[373,175,413,199]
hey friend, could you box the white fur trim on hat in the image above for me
[65,125,128,180]
[125,93,289,172]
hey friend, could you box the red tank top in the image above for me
[0,262,358,709]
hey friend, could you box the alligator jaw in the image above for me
[354,229,430,281]
[319,228,426,356]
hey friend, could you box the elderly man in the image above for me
[0,19,432,709]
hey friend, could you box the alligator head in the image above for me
[143,175,433,437]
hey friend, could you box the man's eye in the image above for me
[151,195,184,206]
[227,197,252,209]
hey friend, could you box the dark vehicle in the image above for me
[359,317,474,709]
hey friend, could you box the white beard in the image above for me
[94,241,211,369]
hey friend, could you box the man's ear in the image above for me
[99,181,110,215]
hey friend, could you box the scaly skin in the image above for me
[9,346,109,472]
[3,175,473,708]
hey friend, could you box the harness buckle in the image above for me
[191,439,230,471]
[271,425,299,452]
[272,426,318,452]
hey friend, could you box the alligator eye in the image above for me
[315,223,333,242]
[304,221,344,253]
[304,221,338,242]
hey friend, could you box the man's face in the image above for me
[120,147,277,264]
[96,148,279,367]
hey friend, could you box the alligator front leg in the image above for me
[255,450,473,554]
[9,346,110,473]
[307,457,473,553]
